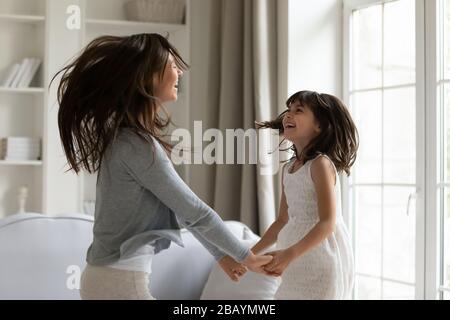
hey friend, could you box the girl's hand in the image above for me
[263,249,296,276]
[218,256,248,282]
[242,251,273,275]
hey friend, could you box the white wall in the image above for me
[287,0,343,98]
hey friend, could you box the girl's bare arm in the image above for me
[251,164,289,255]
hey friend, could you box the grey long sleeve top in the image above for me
[86,128,250,266]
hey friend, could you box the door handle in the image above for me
[406,191,418,216]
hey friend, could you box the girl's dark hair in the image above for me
[256,90,359,176]
[51,33,188,174]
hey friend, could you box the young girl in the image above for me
[253,90,358,300]
[52,33,270,299]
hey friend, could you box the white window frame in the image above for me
[342,0,434,299]
[435,0,450,299]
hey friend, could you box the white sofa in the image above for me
[0,213,261,300]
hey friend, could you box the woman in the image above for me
[52,33,271,300]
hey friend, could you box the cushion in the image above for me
[200,239,281,300]
[150,230,216,300]
[151,221,254,300]
[0,213,94,300]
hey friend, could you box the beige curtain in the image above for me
[205,0,279,234]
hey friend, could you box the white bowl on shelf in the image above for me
[124,0,185,24]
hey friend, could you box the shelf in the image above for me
[86,18,187,33]
[0,1,190,215]
[0,160,42,166]
[0,14,45,24]
[0,87,44,94]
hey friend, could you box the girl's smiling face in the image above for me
[153,53,183,103]
[282,100,321,146]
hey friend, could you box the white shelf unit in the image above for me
[78,0,191,214]
[0,87,44,94]
[0,0,191,217]
[0,160,43,166]
[85,19,188,33]
[0,14,46,24]
[0,0,46,16]
[0,0,46,217]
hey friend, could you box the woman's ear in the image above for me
[152,73,162,97]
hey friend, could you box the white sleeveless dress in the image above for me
[274,154,354,300]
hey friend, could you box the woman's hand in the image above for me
[218,256,248,282]
[262,248,296,276]
[242,251,273,275]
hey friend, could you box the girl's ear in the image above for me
[314,121,321,134]
[152,73,159,87]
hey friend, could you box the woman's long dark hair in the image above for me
[256,90,359,176]
[51,33,188,174]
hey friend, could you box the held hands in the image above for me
[242,251,273,275]
[218,256,248,282]
[219,249,293,282]
[262,248,296,277]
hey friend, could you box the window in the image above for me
[438,0,450,299]
[345,0,417,299]
[344,0,450,300]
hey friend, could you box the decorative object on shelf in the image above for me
[17,186,29,214]
[1,58,41,88]
[124,0,185,24]
[0,137,41,161]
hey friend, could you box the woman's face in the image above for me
[153,53,183,103]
